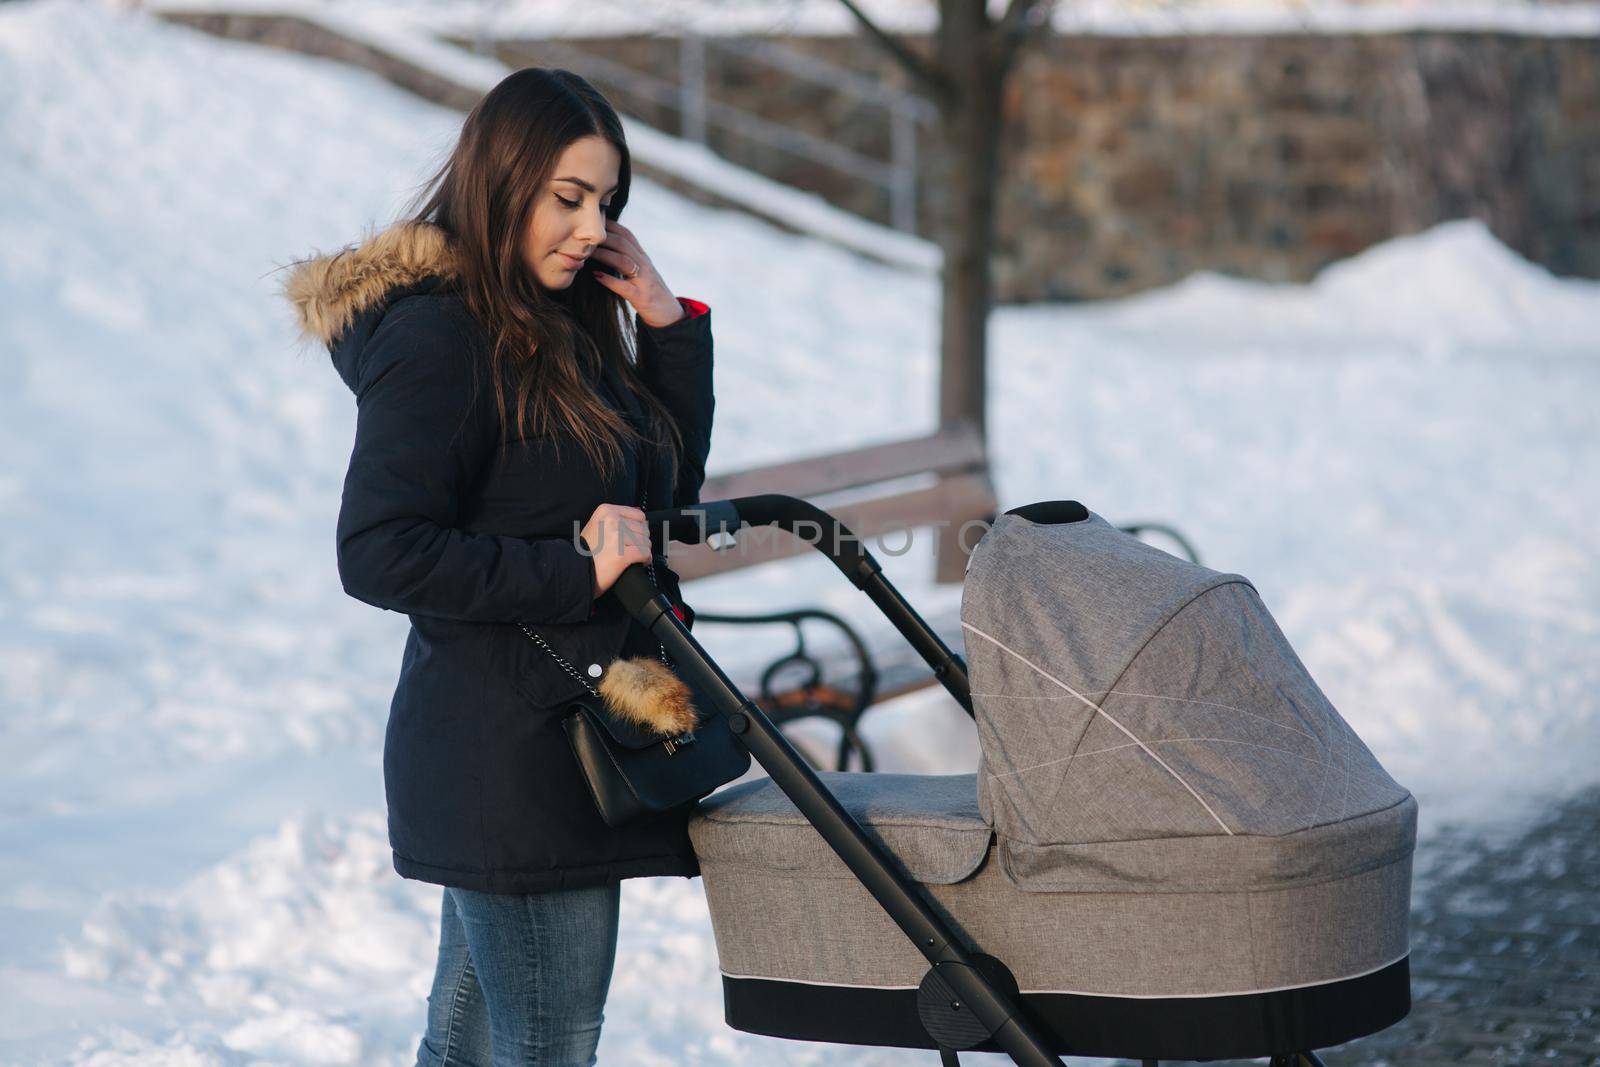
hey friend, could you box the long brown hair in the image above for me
[411,68,681,485]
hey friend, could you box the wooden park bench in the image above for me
[668,423,995,772]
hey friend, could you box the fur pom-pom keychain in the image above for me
[597,656,700,737]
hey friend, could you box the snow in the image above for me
[1,0,1596,1063]
[1050,0,1600,38]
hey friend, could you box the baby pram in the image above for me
[613,496,1414,1066]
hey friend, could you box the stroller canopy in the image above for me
[961,510,1414,893]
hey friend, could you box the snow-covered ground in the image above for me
[1,1,1596,1063]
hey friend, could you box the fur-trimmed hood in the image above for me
[285,221,459,346]
[283,221,462,392]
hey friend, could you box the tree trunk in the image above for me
[934,0,1007,440]
[931,1,1008,580]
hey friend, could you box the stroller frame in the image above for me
[616,494,1375,1066]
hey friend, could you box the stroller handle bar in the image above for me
[604,493,1066,1067]
[633,494,972,714]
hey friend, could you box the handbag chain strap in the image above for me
[515,481,673,700]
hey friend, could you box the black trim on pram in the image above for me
[721,956,1410,1061]
[615,495,1406,1066]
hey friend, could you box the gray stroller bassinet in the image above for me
[615,497,1413,1065]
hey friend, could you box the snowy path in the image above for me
[1,2,1596,1063]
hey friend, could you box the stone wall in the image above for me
[999,32,1600,299]
[503,31,1600,301]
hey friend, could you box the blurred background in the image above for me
[0,0,1595,1063]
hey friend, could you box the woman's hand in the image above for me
[589,219,685,328]
[580,502,653,599]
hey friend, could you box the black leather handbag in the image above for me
[519,484,750,828]
[558,680,752,827]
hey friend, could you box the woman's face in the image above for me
[523,135,622,291]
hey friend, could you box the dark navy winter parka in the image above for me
[286,222,713,892]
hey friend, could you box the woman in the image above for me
[284,68,714,1066]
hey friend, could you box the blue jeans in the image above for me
[415,883,621,1067]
